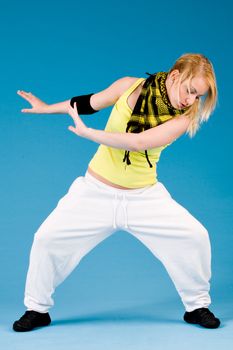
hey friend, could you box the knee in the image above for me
[33,230,55,250]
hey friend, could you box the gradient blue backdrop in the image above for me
[0,0,232,349]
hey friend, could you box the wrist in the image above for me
[46,100,70,114]
[83,127,93,138]
[41,103,51,114]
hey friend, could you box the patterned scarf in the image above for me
[123,72,187,168]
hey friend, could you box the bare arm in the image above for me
[17,77,138,115]
[90,77,138,110]
[68,104,190,150]
[136,115,190,149]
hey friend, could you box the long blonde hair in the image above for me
[168,53,217,137]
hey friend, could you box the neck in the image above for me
[165,74,173,105]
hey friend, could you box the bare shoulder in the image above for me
[91,76,141,110]
[111,76,141,97]
[175,114,191,127]
[168,114,191,133]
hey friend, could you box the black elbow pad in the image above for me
[70,93,99,115]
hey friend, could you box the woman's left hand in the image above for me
[68,102,88,137]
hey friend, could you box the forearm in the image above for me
[84,128,140,151]
[44,100,70,114]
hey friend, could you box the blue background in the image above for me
[0,0,232,348]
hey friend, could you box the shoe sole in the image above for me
[184,317,220,329]
[13,321,51,332]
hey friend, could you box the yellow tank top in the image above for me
[88,78,172,188]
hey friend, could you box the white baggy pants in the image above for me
[24,171,211,313]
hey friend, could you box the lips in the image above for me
[180,103,186,108]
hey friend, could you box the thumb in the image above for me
[68,126,76,133]
[21,109,33,113]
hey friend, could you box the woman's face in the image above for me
[166,70,209,109]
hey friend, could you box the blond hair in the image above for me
[168,53,217,137]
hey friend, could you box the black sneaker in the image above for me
[13,310,51,332]
[184,307,220,329]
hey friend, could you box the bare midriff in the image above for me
[87,166,142,190]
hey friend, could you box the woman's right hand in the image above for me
[17,90,49,113]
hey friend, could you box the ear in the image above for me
[170,69,180,81]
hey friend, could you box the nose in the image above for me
[185,94,196,106]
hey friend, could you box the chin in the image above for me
[172,101,180,109]
[176,101,183,109]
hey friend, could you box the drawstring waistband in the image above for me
[113,193,118,229]
[122,193,128,229]
[84,170,155,230]
[113,192,129,229]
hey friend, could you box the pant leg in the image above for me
[24,175,117,313]
[124,182,211,312]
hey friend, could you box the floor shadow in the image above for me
[52,303,184,326]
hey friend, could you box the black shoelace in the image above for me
[19,311,40,325]
[196,308,215,322]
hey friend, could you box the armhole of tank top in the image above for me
[116,78,145,106]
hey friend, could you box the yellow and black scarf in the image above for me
[123,72,187,168]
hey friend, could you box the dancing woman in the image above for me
[13,53,220,331]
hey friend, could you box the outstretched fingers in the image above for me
[68,102,86,136]
[68,102,80,124]
[17,90,35,112]
[17,90,33,102]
